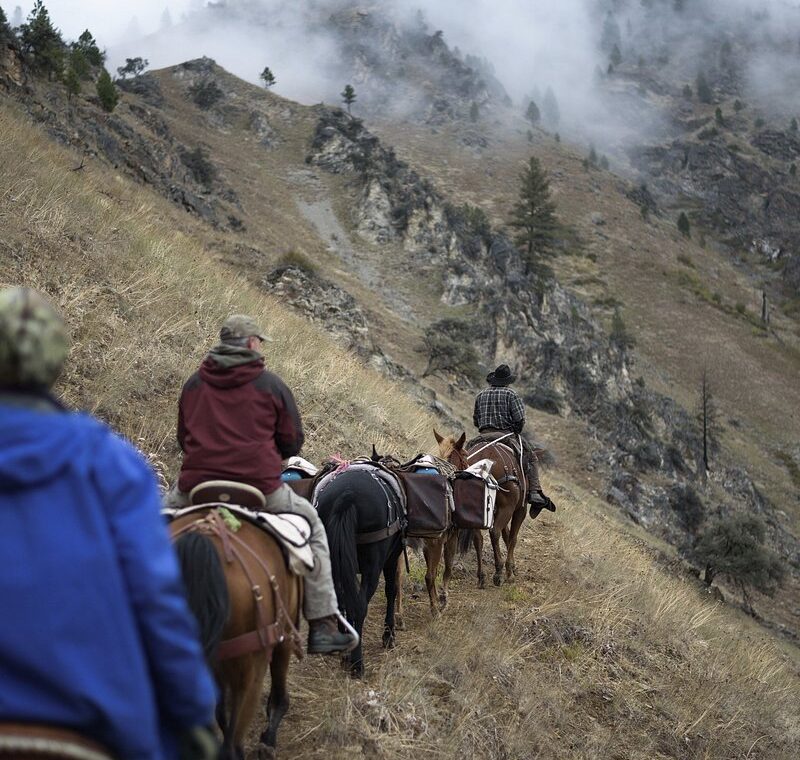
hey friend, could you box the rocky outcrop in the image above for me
[630,134,800,294]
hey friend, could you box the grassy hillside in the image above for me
[2,94,799,759]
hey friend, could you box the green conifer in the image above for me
[96,68,118,112]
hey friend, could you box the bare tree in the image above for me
[697,369,721,473]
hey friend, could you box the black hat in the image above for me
[486,364,516,386]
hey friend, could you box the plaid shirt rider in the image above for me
[473,386,526,434]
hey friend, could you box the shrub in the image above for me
[276,249,316,274]
[610,308,635,350]
[189,80,223,110]
[677,212,691,238]
[669,484,705,533]
[694,514,785,612]
[180,146,216,187]
[421,318,481,382]
[524,386,563,416]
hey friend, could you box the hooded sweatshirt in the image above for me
[177,346,304,495]
[0,398,216,759]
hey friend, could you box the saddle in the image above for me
[0,723,112,760]
[164,481,314,573]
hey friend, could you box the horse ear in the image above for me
[433,429,444,444]
[456,431,466,450]
[371,444,380,461]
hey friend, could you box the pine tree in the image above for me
[259,66,276,89]
[599,154,610,170]
[0,7,10,45]
[610,44,622,67]
[588,145,598,165]
[19,0,64,79]
[677,211,691,238]
[790,163,797,177]
[73,29,104,67]
[64,65,80,100]
[733,99,743,112]
[542,87,560,127]
[469,101,479,122]
[68,47,90,79]
[525,100,540,125]
[695,71,712,104]
[341,84,356,114]
[791,117,798,133]
[116,57,147,79]
[96,68,118,112]
[508,156,558,269]
[715,107,724,127]
[696,369,721,472]
[682,84,693,99]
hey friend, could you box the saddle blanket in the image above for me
[313,461,406,509]
[163,504,315,573]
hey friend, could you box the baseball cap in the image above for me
[219,314,272,343]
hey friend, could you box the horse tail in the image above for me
[175,533,231,661]
[324,489,362,622]
[458,528,475,556]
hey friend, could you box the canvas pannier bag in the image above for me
[451,471,497,530]
[396,471,450,537]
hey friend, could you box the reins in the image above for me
[172,510,303,662]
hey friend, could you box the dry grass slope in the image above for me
[1,102,798,759]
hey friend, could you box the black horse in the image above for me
[315,465,405,677]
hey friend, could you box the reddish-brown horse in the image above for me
[171,508,302,760]
[436,429,529,587]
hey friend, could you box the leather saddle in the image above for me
[189,480,266,510]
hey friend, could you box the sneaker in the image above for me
[307,616,358,655]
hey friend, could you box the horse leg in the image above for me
[216,666,244,760]
[504,505,526,581]
[422,539,443,617]
[394,552,405,631]
[475,530,486,589]
[382,544,401,648]
[489,527,505,587]
[440,530,457,610]
[231,658,266,760]
[349,547,382,678]
[258,644,291,757]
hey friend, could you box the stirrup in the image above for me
[334,611,360,652]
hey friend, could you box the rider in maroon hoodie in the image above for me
[168,314,356,655]
[177,339,303,495]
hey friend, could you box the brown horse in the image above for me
[435,429,529,587]
[171,508,303,760]
[366,447,455,619]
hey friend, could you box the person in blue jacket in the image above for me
[0,287,218,760]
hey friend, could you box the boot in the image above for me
[307,615,358,655]
[528,489,556,519]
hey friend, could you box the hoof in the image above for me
[382,627,396,649]
[255,743,276,760]
[493,573,503,587]
[438,592,448,610]
[478,574,486,589]
[349,663,365,679]
[395,615,405,631]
